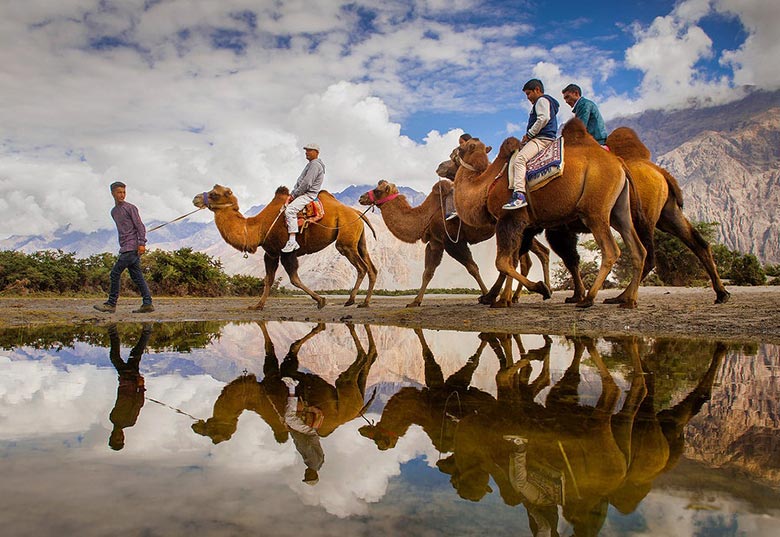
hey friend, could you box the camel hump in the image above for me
[606,127,652,160]
[431,179,453,197]
[561,118,597,146]
[275,185,290,196]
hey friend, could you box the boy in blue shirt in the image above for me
[562,83,607,146]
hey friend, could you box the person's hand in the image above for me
[138,245,146,255]
[521,134,530,145]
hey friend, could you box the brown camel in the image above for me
[358,179,550,307]
[452,120,647,308]
[606,127,730,304]
[193,184,378,310]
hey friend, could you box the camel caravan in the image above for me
[193,82,728,311]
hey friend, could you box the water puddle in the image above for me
[1,322,778,536]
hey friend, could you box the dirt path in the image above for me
[3,286,779,343]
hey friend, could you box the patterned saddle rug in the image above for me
[509,137,565,193]
[295,197,325,229]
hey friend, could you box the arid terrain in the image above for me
[2,286,779,343]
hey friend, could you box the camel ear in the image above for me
[485,145,492,154]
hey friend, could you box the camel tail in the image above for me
[658,166,685,209]
[622,161,654,252]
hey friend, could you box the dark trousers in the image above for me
[108,251,152,305]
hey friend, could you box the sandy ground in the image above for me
[2,286,779,344]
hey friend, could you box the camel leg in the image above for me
[336,241,368,308]
[493,271,516,308]
[577,215,620,308]
[414,328,445,388]
[280,254,326,309]
[357,233,378,308]
[610,338,648,461]
[494,216,551,303]
[605,184,647,309]
[443,238,489,296]
[480,272,507,305]
[251,254,279,310]
[408,242,445,308]
[530,238,551,290]
[511,253,533,302]
[657,204,730,304]
[546,228,587,304]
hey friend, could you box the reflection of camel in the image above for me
[358,180,550,307]
[609,341,726,514]
[449,121,648,308]
[193,322,378,480]
[359,330,494,452]
[107,323,153,451]
[606,127,730,304]
[193,185,378,310]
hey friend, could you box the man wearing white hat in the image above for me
[282,143,325,253]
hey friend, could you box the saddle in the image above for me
[290,197,325,229]
[509,137,565,193]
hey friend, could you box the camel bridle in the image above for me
[365,188,400,206]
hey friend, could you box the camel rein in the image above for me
[147,207,206,233]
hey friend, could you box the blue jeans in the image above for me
[108,251,152,306]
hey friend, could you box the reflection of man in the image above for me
[282,376,324,485]
[108,323,152,450]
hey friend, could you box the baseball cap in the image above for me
[303,143,320,151]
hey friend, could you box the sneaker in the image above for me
[94,302,116,313]
[502,192,528,210]
[281,239,300,253]
[282,377,299,392]
[445,211,459,221]
[132,304,155,313]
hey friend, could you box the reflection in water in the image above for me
[193,322,377,485]
[107,323,153,450]
[0,321,777,536]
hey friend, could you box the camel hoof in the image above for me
[406,302,421,308]
[715,290,731,304]
[603,296,625,305]
[537,283,551,300]
[576,298,594,308]
[248,304,264,311]
[343,299,355,307]
[316,298,326,309]
[618,300,637,309]
[477,294,496,305]
[357,302,370,308]
[491,300,510,309]
[564,295,582,304]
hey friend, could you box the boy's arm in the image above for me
[577,101,593,127]
[129,204,147,248]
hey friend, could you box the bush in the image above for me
[730,254,766,286]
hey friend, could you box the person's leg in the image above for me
[282,195,314,252]
[504,139,549,210]
[126,253,152,305]
[108,252,134,305]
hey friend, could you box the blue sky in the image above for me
[0,0,778,238]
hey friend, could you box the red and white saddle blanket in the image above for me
[292,197,325,229]
[509,137,565,192]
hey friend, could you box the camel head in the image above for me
[455,138,490,174]
[358,180,399,207]
[436,159,458,179]
[358,423,399,450]
[193,184,239,211]
[498,136,522,159]
[605,126,652,160]
[191,418,236,444]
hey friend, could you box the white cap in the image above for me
[303,143,320,151]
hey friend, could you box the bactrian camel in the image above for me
[358,179,550,307]
[193,184,377,310]
[606,127,730,304]
[452,119,647,308]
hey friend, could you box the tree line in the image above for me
[0,222,777,297]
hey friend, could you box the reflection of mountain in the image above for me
[684,343,780,486]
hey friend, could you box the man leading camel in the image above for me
[562,83,607,146]
[282,143,325,253]
[504,79,560,210]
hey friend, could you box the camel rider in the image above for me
[561,83,607,146]
[503,79,559,210]
[282,143,325,253]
